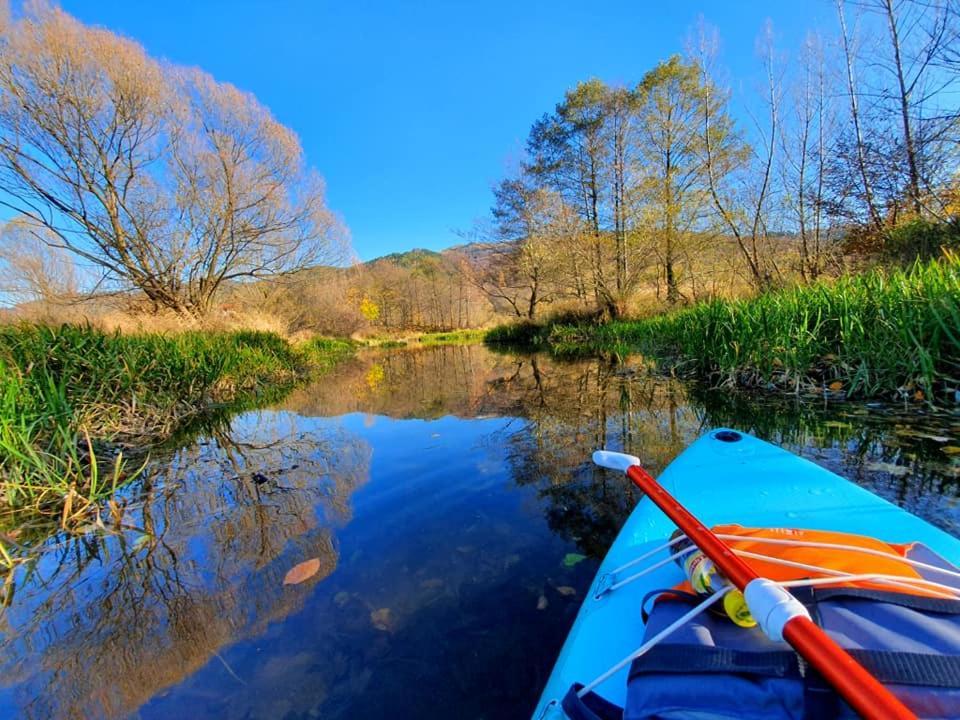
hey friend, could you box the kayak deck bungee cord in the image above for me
[533,429,960,720]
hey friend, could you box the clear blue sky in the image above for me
[59,0,838,261]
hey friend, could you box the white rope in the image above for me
[608,534,690,576]
[777,574,946,590]
[576,587,732,698]
[733,549,960,599]
[715,533,960,584]
[577,552,960,703]
[604,546,695,595]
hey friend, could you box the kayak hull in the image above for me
[532,428,960,719]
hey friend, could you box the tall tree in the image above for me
[634,56,712,303]
[467,179,571,319]
[782,33,837,280]
[836,0,885,229]
[527,81,621,315]
[0,2,347,315]
[686,24,781,291]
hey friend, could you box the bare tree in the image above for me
[837,0,886,229]
[0,217,80,306]
[0,2,347,316]
[690,21,780,291]
[168,68,348,314]
[864,0,958,229]
[782,33,839,280]
[0,3,174,303]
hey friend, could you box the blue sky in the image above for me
[58,0,839,261]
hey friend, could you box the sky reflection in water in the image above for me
[1,345,959,719]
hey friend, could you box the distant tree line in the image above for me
[466,1,959,320]
[0,1,957,335]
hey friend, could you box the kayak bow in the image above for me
[593,449,915,720]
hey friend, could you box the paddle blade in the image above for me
[592,450,641,474]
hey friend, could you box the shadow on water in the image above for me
[1,344,959,718]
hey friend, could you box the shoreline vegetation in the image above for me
[0,325,489,553]
[0,0,957,577]
[0,327,355,545]
[485,255,960,403]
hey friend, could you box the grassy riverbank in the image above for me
[361,329,488,349]
[0,325,354,538]
[487,256,960,402]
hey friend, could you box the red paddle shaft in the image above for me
[626,464,916,720]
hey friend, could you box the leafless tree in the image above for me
[0,2,348,316]
[781,33,839,280]
[0,217,80,305]
[837,0,886,229]
[690,20,781,290]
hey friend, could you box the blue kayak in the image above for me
[532,429,960,720]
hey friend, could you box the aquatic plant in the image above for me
[415,329,487,346]
[0,325,355,543]
[488,255,960,401]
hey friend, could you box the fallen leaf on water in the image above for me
[283,558,321,586]
[942,446,960,456]
[562,553,587,568]
[828,381,843,391]
[537,595,548,610]
[914,390,925,401]
[556,586,577,596]
[370,607,395,631]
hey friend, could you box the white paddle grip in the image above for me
[592,450,641,474]
[744,578,811,642]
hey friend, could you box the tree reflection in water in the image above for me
[1,345,958,720]
[0,413,370,719]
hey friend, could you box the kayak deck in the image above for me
[532,428,960,719]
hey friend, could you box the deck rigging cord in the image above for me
[592,450,919,720]
[595,540,960,599]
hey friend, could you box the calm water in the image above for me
[2,345,960,719]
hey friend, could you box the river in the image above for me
[2,344,959,719]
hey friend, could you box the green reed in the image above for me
[0,325,355,541]
[415,329,487,346]
[489,255,960,401]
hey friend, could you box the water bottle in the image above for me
[681,549,756,628]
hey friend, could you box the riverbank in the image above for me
[0,325,355,537]
[486,256,960,402]
[359,328,488,348]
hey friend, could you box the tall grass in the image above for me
[415,329,487,346]
[489,255,960,401]
[0,326,355,543]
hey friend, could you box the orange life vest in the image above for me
[676,524,948,598]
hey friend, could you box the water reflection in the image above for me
[0,415,370,719]
[0,344,958,719]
